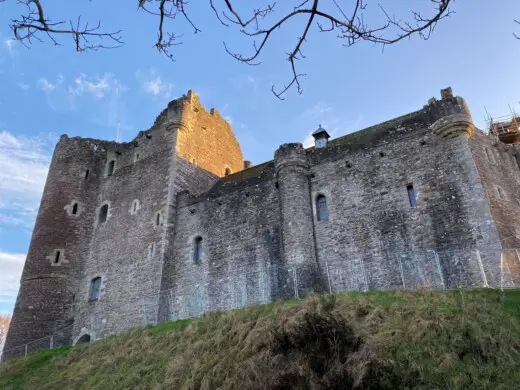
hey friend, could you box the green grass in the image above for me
[1,289,519,389]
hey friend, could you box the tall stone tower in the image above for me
[5,90,245,352]
[274,143,324,296]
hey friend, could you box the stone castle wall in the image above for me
[5,88,517,353]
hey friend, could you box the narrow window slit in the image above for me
[407,184,416,208]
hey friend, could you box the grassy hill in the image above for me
[1,289,519,389]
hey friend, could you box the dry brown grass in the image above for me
[1,289,520,389]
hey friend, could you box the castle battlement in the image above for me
[5,87,520,355]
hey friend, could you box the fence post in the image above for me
[430,250,445,289]
[475,249,489,288]
[325,261,332,293]
[141,298,148,325]
[292,268,299,299]
[50,335,54,349]
[169,289,175,321]
[396,254,405,289]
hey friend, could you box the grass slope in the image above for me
[1,289,520,389]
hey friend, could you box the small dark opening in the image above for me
[194,236,203,263]
[54,250,61,264]
[77,334,91,344]
[84,169,90,179]
[72,203,78,215]
[107,160,115,176]
[420,140,427,146]
[156,213,161,226]
[407,184,416,208]
[225,167,231,176]
[99,204,109,223]
[346,161,352,168]
[379,151,385,157]
[133,201,138,213]
[72,294,75,304]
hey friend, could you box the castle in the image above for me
[5,87,520,352]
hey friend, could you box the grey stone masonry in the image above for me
[5,87,516,355]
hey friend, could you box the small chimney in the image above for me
[312,125,330,148]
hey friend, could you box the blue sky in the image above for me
[0,1,519,315]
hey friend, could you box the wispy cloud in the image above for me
[0,130,54,229]
[38,78,58,92]
[0,252,25,315]
[138,68,174,99]
[300,101,363,147]
[17,82,30,90]
[68,73,125,99]
[3,38,18,57]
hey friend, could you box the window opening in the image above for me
[54,250,61,264]
[225,167,231,176]
[156,212,161,226]
[76,334,91,344]
[484,148,495,163]
[89,277,101,301]
[497,187,506,200]
[85,169,90,179]
[107,160,115,176]
[133,201,138,213]
[194,236,203,263]
[316,195,329,221]
[99,204,109,223]
[407,184,416,208]
[72,203,78,215]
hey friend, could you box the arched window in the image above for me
[99,204,109,223]
[72,203,78,215]
[89,277,102,301]
[316,194,329,221]
[193,236,203,263]
[107,160,115,176]
[224,167,231,176]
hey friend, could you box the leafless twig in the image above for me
[4,0,455,98]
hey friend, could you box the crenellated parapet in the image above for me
[426,87,475,139]
[274,143,309,175]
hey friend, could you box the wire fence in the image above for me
[2,248,519,364]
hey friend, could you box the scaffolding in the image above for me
[485,105,520,143]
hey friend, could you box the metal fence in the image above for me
[2,248,519,363]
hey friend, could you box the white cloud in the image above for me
[0,252,25,314]
[4,38,18,57]
[68,73,125,99]
[38,78,57,92]
[139,68,174,99]
[17,82,30,90]
[0,130,53,229]
[302,102,333,120]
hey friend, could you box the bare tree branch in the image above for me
[9,0,123,51]
[3,0,456,98]
[515,19,520,39]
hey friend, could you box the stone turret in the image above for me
[274,143,323,296]
[427,87,475,139]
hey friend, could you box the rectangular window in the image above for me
[89,277,102,301]
[407,184,416,208]
[484,148,495,164]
